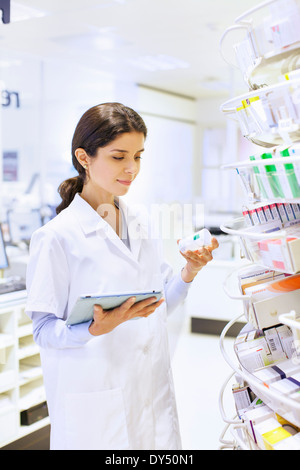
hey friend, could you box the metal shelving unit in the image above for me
[219,0,300,450]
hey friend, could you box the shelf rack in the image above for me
[221,315,300,409]
[0,295,48,448]
[220,0,300,90]
[221,217,300,275]
[219,0,300,451]
[220,79,300,147]
[222,156,300,205]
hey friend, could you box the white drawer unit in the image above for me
[0,296,49,448]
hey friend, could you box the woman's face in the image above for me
[86,131,145,199]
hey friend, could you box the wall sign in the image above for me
[3,151,18,181]
[2,90,20,108]
[0,0,10,24]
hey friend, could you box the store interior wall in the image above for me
[0,55,249,218]
[0,50,257,315]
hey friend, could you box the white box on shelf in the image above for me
[270,377,300,395]
[241,404,276,443]
[0,405,18,444]
[252,291,300,329]
[271,359,300,378]
[253,366,282,384]
[221,217,300,274]
[236,336,273,372]
[0,370,16,391]
[276,324,295,359]
[252,417,283,449]
[273,432,300,450]
[264,327,287,361]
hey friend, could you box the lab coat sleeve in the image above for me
[25,228,69,319]
[157,237,191,315]
[31,312,93,349]
[163,268,192,314]
[147,210,192,313]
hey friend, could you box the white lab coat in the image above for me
[26,193,187,450]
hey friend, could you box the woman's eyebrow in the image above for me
[110,148,145,153]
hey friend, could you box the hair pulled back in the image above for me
[56,102,147,214]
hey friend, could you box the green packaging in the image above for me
[249,155,269,199]
[280,148,300,198]
[261,152,285,198]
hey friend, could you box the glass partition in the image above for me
[0,51,118,234]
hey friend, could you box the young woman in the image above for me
[26,102,218,450]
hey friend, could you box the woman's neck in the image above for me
[79,185,122,237]
[80,184,115,212]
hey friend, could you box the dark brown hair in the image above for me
[56,102,147,214]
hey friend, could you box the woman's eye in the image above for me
[112,156,142,161]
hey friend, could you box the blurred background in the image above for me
[0,0,265,450]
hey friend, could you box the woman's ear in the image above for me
[75,148,89,170]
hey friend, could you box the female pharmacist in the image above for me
[25,102,218,450]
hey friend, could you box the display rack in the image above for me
[220,0,300,90]
[0,295,48,448]
[219,0,300,450]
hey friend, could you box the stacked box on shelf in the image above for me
[221,213,300,274]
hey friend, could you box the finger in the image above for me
[131,296,162,314]
[115,296,136,314]
[179,249,190,258]
[92,304,107,322]
[140,298,165,317]
[94,303,103,311]
[183,251,213,271]
[186,249,213,263]
[179,245,210,257]
[199,248,213,260]
[143,308,157,318]
[93,304,105,315]
[207,237,219,251]
[134,297,164,313]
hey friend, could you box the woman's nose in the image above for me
[125,160,138,174]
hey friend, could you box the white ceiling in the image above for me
[0,0,261,98]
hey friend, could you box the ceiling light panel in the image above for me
[12,0,127,14]
[11,1,48,22]
[128,54,190,72]
[51,29,124,52]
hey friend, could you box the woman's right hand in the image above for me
[88,296,165,336]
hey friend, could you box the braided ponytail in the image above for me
[56,176,84,214]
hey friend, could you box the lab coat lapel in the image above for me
[115,198,148,263]
[97,223,134,261]
[96,216,144,265]
[69,194,148,265]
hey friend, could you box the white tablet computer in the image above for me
[66,290,163,326]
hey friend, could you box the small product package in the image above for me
[178,228,212,253]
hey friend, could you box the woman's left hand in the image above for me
[179,237,219,283]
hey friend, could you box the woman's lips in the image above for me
[117,179,132,186]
